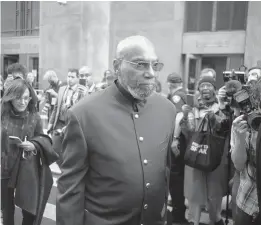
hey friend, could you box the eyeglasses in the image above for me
[122,60,164,72]
[15,96,32,102]
[79,73,91,78]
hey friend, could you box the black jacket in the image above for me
[9,134,58,225]
[57,82,176,225]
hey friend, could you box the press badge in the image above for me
[172,95,181,103]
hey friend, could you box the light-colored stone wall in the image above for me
[244,1,261,68]
[109,1,185,93]
[39,1,110,88]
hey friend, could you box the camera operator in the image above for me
[231,75,261,225]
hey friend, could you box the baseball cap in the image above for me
[167,73,182,84]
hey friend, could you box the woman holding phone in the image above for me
[1,79,57,225]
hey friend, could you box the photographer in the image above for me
[231,75,261,225]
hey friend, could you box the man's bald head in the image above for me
[113,35,160,100]
[116,35,156,60]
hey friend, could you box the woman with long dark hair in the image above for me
[1,79,58,225]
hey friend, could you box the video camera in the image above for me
[223,69,261,131]
[222,69,247,85]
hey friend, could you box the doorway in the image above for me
[184,54,244,105]
[3,54,19,79]
[201,56,227,90]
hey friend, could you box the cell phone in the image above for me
[9,136,23,145]
[79,78,87,86]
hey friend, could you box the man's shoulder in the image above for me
[151,92,176,114]
[71,88,111,115]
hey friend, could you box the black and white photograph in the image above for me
[1,1,261,225]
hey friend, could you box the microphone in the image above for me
[225,80,242,96]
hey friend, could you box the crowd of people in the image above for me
[0,35,261,225]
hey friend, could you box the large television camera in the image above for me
[223,69,261,131]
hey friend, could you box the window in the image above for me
[186,1,213,32]
[185,1,248,32]
[231,2,248,30]
[31,57,39,88]
[216,1,248,31]
[216,2,231,30]
[1,1,40,37]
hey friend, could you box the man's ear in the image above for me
[113,59,120,73]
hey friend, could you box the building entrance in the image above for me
[184,54,244,105]
[201,56,227,90]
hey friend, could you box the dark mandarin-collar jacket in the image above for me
[57,81,176,225]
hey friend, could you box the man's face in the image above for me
[67,72,79,87]
[116,44,161,100]
[247,69,261,88]
[13,72,24,79]
[27,73,34,83]
[199,82,215,100]
[167,82,181,91]
[79,73,92,87]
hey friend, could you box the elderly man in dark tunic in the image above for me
[56,35,177,225]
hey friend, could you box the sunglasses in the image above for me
[122,59,164,72]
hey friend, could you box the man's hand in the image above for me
[19,141,36,152]
[182,104,192,118]
[78,85,87,96]
[232,115,248,139]
[171,139,180,157]
[217,86,227,109]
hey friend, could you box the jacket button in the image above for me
[135,114,139,119]
[144,204,148,209]
[143,159,148,165]
[139,137,144,142]
[146,183,150,188]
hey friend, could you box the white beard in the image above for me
[127,84,155,100]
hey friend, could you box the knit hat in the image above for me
[198,76,216,90]
[167,73,182,84]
